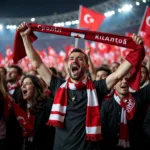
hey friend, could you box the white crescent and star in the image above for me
[84,14,94,24]
[98,43,106,50]
[146,16,150,27]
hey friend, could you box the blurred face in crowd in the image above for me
[114,76,129,98]
[68,52,88,81]
[21,77,34,101]
[96,70,108,80]
[111,63,119,72]
[6,68,20,83]
[140,66,149,86]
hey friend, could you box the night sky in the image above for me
[0,0,106,17]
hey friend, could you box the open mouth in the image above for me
[71,64,80,74]
[121,85,128,90]
[72,66,79,72]
[22,90,27,95]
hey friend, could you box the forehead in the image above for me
[23,77,32,83]
[141,67,147,72]
[112,63,119,67]
[69,52,85,58]
[97,70,108,75]
[8,67,18,73]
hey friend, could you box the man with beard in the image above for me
[6,65,24,150]
[17,22,144,150]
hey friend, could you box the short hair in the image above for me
[9,65,23,76]
[69,48,88,64]
[141,64,149,76]
[112,62,120,66]
[49,67,57,76]
[96,66,111,75]
[0,66,7,75]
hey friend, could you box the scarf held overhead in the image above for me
[47,77,102,141]
[13,22,138,63]
[13,23,145,90]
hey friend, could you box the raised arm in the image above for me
[17,22,52,86]
[106,34,144,90]
[85,48,96,80]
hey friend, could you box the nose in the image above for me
[21,84,26,89]
[122,77,128,83]
[72,58,78,63]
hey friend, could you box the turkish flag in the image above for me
[139,6,150,48]
[79,6,105,31]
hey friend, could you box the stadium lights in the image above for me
[0,24,3,30]
[118,4,133,12]
[53,20,79,27]
[104,11,115,17]
[136,2,140,5]
[31,18,35,22]
[143,0,146,3]
[6,25,17,29]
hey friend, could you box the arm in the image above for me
[106,60,131,90]
[85,48,96,80]
[106,34,144,90]
[18,22,52,86]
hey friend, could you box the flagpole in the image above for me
[138,5,148,35]
[75,5,82,48]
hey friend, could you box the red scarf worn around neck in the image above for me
[47,77,102,141]
[114,91,136,148]
[13,23,145,90]
[7,82,20,91]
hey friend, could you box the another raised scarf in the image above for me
[114,91,135,148]
[47,77,102,141]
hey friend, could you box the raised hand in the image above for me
[17,22,31,37]
[132,33,144,45]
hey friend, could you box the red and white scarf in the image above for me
[7,82,20,91]
[114,91,136,148]
[7,82,20,95]
[47,77,102,141]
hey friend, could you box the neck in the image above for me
[70,74,87,84]
[116,92,128,100]
[27,99,32,105]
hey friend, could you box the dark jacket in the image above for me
[143,105,150,138]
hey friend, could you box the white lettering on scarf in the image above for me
[95,35,127,45]
[38,25,61,33]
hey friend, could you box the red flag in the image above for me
[79,6,105,31]
[139,6,150,48]
[12,101,34,136]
